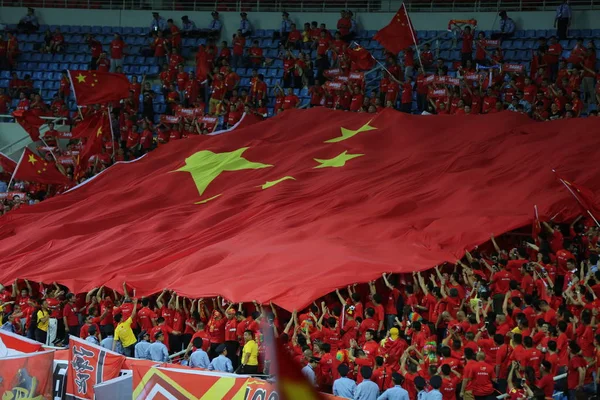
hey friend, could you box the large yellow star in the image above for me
[259,176,295,189]
[28,154,38,165]
[324,120,377,143]
[75,73,87,83]
[314,151,363,169]
[172,147,272,200]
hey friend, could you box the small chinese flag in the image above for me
[348,45,375,71]
[13,147,71,185]
[68,70,131,106]
[374,3,418,54]
[0,152,17,174]
[275,340,326,400]
[554,171,600,216]
[75,112,111,178]
[13,109,44,142]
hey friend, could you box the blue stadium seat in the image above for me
[91,26,102,34]
[593,30,600,38]
[32,71,43,80]
[59,63,70,70]
[135,56,145,65]
[134,37,146,45]
[148,66,159,75]
[139,66,150,74]
[255,29,265,38]
[524,30,536,38]
[236,68,246,77]
[0,79,9,88]
[0,71,10,79]
[43,81,55,89]
[133,27,145,35]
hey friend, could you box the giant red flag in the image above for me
[374,3,418,54]
[0,152,17,174]
[13,147,71,185]
[13,109,43,142]
[0,109,599,310]
[68,70,130,106]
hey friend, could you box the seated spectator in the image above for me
[492,11,516,40]
[50,28,65,54]
[181,15,197,37]
[18,8,39,33]
[248,40,264,66]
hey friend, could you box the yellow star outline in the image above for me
[75,73,87,83]
[27,154,38,165]
[324,120,377,143]
[258,176,296,189]
[171,147,272,201]
[314,151,363,169]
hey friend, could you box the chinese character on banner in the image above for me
[65,335,126,400]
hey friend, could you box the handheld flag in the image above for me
[68,70,131,106]
[13,109,44,142]
[554,170,600,227]
[348,44,375,71]
[0,152,17,174]
[75,112,111,177]
[373,3,418,54]
[12,148,71,185]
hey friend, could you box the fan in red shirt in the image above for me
[50,28,64,53]
[109,33,126,72]
[207,309,227,357]
[96,52,110,73]
[86,34,102,70]
[167,19,181,49]
[282,88,300,110]
[461,352,496,398]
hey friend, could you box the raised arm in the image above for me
[156,290,167,309]
[122,282,130,300]
[490,234,501,254]
[335,288,347,305]
[382,273,393,290]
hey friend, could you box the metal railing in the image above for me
[2,0,600,11]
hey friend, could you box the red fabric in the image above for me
[75,113,111,177]
[347,46,375,71]
[68,70,130,106]
[0,152,16,174]
[373,4,417,54]
[13,109,43,142]
[0,109,599,310]
[555,171,600,216]
[14,148,70,185]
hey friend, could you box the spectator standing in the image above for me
[555,0,572,40]
[18,8,39,33]
[109,34,126,73]
[209,344,233,372]
[113,298,138,356]
[279,12,292,41]
[148,331,169,362]
[86,34,102,70]
[150,12,168,35]
[492,11,515,40]
[135,331,151,359]
[239,13,252,38]
[35,300,50,345]
[240,330,259,374]
[207,12,222,39]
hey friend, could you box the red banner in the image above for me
[446,77,461,86]
[65,336,126,400]
[335,75,349,83]
[0,192,26,201]
[484,39,500,47]
[464,72,481,81]
[160,115,180,124]
[58,156,75,165]
[176,107,203,118]
[323,68,342,79]
[429,88,448,98]
[0,350,54,399]
[0,329,43,353]
[132,365,342,400]
[503,63,525,73]
[348,72,365,81]
[324,81,343,91]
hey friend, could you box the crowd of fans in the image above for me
[1,216,599,400]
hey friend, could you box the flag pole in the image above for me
[108,105,116,159]
[553,169,600,229]
[404,3,424,72]
[7,148,26,191]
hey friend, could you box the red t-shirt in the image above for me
[283,95,299,109]
[110,39,125,59]
[462,32,474,53]
[207,317,226,344]
[63,303,79,326]
[138,307,157,331]
[466,361,496,396]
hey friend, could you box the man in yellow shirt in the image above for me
[113,298,138,357]
[35,300,50,345]
[240,330,259,375]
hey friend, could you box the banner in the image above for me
[0,192,27,201]
[324,81,342,91]
[58,156,75,165]
[65,335,126,400]
[429,88,448,98]
[323,68,342,78]
[348,72,365,81]
[132,365,343,400]
[484,39,500,47]
[503,63,525,73]
[0,350,54,400]
[464,72,481,81]
[0,329,43,354]
[176,107,203,118]
[160,115,180,124]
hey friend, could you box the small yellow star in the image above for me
[76,73,87,83]
[314,151,364,169]
[325,120,377,143]
[258,176,295,189]
[28,154,38,165]
[96,127,103,137]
